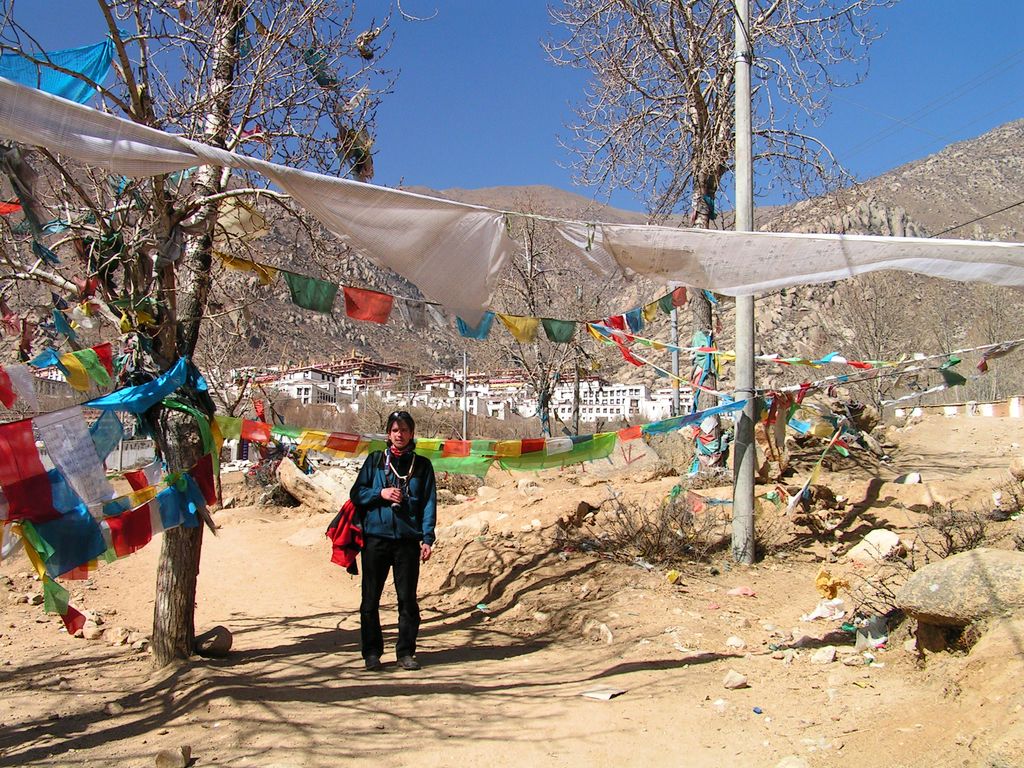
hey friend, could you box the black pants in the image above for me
[359,534,421,660]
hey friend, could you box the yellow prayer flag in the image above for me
[497,314,540,343]
[642,301,660,323]
[215,251,278,285]
[495,440,522,458]
[298,430,331,453]
[58,353,92,391]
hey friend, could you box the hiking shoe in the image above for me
[397,655,421,671]
[364,655,383,671]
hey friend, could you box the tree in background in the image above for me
[0,0,391,665]
[546,0,898,467]
[495,201,618,437]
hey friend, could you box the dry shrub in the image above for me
[436,472,484,496]
[561,491,728,565]
[923,502,990,557]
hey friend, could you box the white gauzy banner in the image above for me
[553,222,1024,295]
[0,77,513,324]
[3,76,1024,313]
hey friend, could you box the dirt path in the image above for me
[2,414,1023,767]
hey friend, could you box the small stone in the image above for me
[195,625,232,658]
[725,635,746,649]
[903,638,918,653]
[810,646,837,664]
[82,622,104,641]
[106,627,131,646]
[27,593,44,605]
[723,669,749,689]
[841,654,864,667]
[105,702,125,715]
[154,745,191,768]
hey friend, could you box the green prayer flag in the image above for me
[939,368,967,388]
[215,415,242,440]
[71,348,111,388]
[542,318,576,344]
[430,455,495,477]
[499,432,616,471]
[271,423,303,440]
[939,356,961,370]
[284,272,338,313]
[658,293,674,314]
[42,577,70,614]
[19,520,55,560]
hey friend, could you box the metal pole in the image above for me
[732,0,756,564]
[670,307,680,416]
[462,350,469,439]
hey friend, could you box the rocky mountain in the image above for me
[202,118,1024,409]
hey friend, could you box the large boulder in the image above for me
[896,548,1024,627]
[277,459,347,514]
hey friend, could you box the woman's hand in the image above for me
[420,543,432,562]
[381,487,402,504]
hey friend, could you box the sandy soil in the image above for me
[2,414,1023,768]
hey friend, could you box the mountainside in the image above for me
[199,117,1024,411]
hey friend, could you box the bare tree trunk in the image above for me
[691,176,723,470]
[150,0,240,667]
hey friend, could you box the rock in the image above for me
[725,635,746,649]
[82,621,104,641]
[105,701,125,715]
[439,511,492,539]
[722,669,749,689]
[846,529,903,564]
[810,646,836,664]
[841,654,864,666]
[276,459,346,514]
[106,627,131,646]
[27,593,43,605]
[582,620,613,644]
[154,746,191,768]
[195,625,233,657]
[517,478,542,496]
[775,757,810,768]
[897,472,922,484]
[476,485,499,499]
[1009,455,1024,482]
[896,548,1024,627]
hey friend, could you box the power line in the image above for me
[931,198,1024,238]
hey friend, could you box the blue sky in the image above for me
[19,1,1024,212]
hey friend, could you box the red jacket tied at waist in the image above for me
[326,499,364,575]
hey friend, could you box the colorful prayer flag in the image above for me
[343,286,394,324]
[283,272,338,313]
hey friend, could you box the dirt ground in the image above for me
[2,413,1024,768]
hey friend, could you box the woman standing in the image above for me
[350,410,437,671]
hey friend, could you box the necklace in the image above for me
[384,450,415,484]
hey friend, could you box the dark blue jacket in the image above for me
[350,450,437,545]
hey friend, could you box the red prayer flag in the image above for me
[441,440,471,457]
[520,438,546,454]
[671,287,687,307]
[92,343,115,377]
[106,507,155,557]
[189,452,218,505]
[617,425,642,441]
[0,419,57,522]
[324,432,361,453]
[0,367,15,408]
[60,604,87,635]
[241,419,272,443]
[109,467,157,557]
[253,398,266,421]
[0,201,21,215]
[343,286,394,324]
